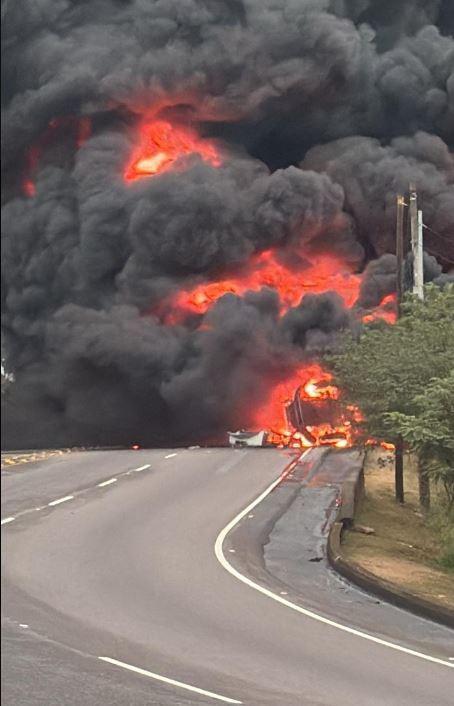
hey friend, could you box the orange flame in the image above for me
[365,439,396,451]
[124,120,220,181]
[362,293,397,324]
[252,364,354,449]
[163,249,362,322]
[122,119,396,449]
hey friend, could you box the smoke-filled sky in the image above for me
[2,0,454,448]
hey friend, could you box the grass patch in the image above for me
[342,448,454,612]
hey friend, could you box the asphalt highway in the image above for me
[2,448,453,705]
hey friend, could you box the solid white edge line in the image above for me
[48,495,74,506]
[165,453,177,459]
[1,516,15,525]
[98,656,242,704]
[97,478,118,487]
[134,464,151,472]
[214,448,454,670]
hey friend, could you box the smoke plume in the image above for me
[2,1,453,447]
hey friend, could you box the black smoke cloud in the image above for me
[357,251,454,310]
[302,131,454,262]
[2,0,453,448]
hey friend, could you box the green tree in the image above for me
[385,372,454,509]
[325,284,454,505]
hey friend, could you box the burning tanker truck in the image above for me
[284,379,354,449]
[229,367,356,449]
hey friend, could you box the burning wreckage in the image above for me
[2,3,454,450]
[284,380,352,449]
[229,368,354,448]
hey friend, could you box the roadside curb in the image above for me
[327,463,454,630]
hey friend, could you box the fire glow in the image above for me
[124,120,221,181]
[362,293,397,324]
[126,119,397,450]
[252,364,355,449]
[22,116,91,198]
[163,249,362,322]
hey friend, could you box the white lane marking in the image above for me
[97,478,118,487]
[48,495,74,507]
[1,517,15,525]
[165,453,177,459]
[133,464,151,472]
[19,624,29,628]
[214,449,454,670]
[98,656,242,704]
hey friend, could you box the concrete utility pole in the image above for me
[414,209,424,300]
[394,195,405,504]
[409,185,424,301]
[408,187,430,509]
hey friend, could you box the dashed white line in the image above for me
[97,478,118,487]
[214,449,454,670]
[1,517,15,525]
[98,656,242,704]
[48,495,74,507]
[165,453,177,459]
[133,464,151,472]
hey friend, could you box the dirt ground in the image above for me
[342,448,454,612]
[0,449,71,470]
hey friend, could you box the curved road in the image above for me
[2,448,453,705]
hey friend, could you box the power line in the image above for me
[398,191,454,266]
[422,222,453,244]
[424,246,454,267]
[400,201,452,245]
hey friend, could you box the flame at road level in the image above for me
[251,364,354,449]
[124,120,221,181]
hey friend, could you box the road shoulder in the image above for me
[225,447,453,659]
[328,449,454,629]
